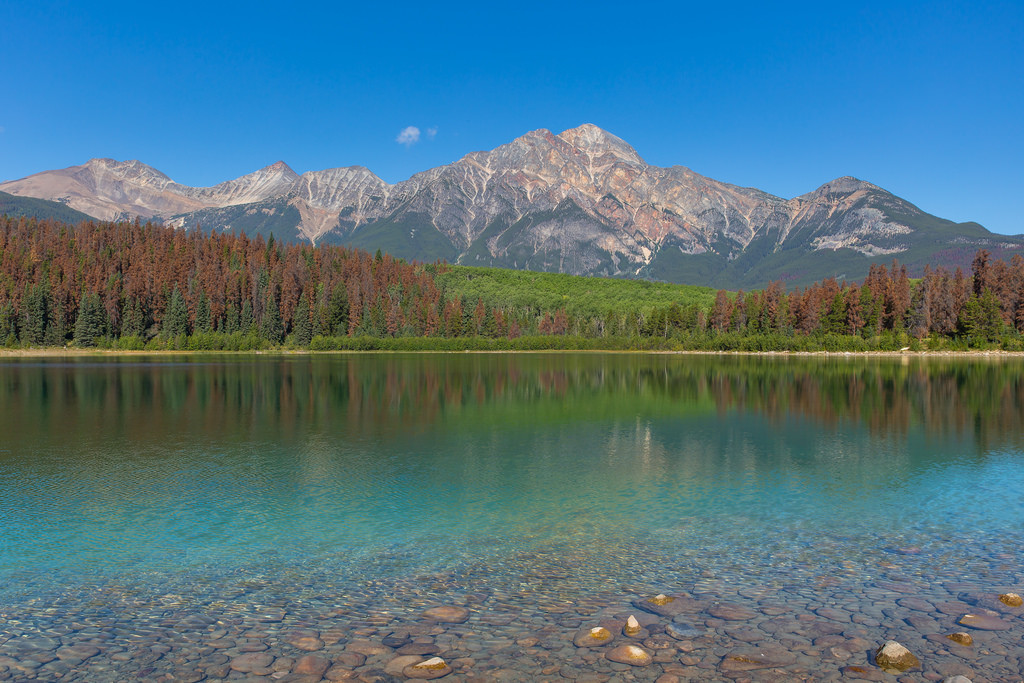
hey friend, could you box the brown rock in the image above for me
[230,652,275,674]
[605,644,652,666]
[55,645,100,661]
[403,656,453,679]
[957,612,1012,630]
[293,655,331,677]
[623,615,642,637]
[999,592,1023,607]
[422,606,470,623]
[718,647,797,672]
[632,594,702,617]
[840,665,887,680]
[324,665,358,680]
[708,602,757,620]
[384,655,425,676]
[290,636,325,651]
[573,626,613,648]
[874,640,919,673]
[334,652,366,667]
[946,632,973,646]
[346,639,391,655]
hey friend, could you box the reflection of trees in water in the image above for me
[0,356,1021,450]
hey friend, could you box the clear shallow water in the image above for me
[0,353,1022,681]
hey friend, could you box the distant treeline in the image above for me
[0,215,1022,351]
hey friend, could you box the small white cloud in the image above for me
[426,127,438,140]
[396,126,420,147]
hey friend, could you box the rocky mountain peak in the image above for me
[84,158,172,185]
[556,123,645,166]
[807,176,882,197]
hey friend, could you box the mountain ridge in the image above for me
[3,123,1022,288]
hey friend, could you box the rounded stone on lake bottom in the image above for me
[946,632,973,646]
[943,676,973,683]
[324,665,358,681]
[873,640,919,673]
[605,644,652,666]
[632,593,689,617]
[840,665,887,681]
[382,632,411,648]
[998,592,1022,607]
[956,612,1012,630]
[422,606,470,624]
[403,656,452,679]
[55,645,100,661]
[623,615,642,637]
[384,655,425,676]
[345,639,391,656]
[574,626,613,648]
[707,602,757,620]
[229,652,275,674]
[718,647,797,672]
[292,654,331,677]
[289,636,325,651]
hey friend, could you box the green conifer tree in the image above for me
[293,295,312,347]
[164,286,189,339]
[74,293,107,346]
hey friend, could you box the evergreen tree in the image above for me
[0,302,17,345]
[327,286,348,336]
[224,303,240,334]
[195,291,212,333]
[74,292,107,347]
[240,300,254,333]
[260,293,283,342]
[44,298,66,346]
[21,284,47,345]
[121,297,145,338]
[293,295,312,346]
[164,286,189,339]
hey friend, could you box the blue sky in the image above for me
[1,1,1021,233]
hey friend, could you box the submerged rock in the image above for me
[623,615,642,637]
[403,656,452,679]
[632,593,697,617]
[708,602,757,621]
[946,632,974,646]
[573,626,613,648]
[665,622,701,640]
[292,654,331,677]
[998,592,1022,607]
[384,655,425,676]
[229,652,275,674]
[874,640,919,672]
[719,646,797,672]
[957,611,1012,630]
[605,644,652,666]
[422,606,470,623]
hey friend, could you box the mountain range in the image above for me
[3,124,1022,288]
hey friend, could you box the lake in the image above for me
[0,353,1022,681]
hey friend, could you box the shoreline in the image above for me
[3,347,1024,358]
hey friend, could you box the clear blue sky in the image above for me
[1,1,1021,234]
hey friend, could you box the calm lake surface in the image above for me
[0,353,1022,681]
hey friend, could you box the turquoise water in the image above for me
[1,354,1022,680]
